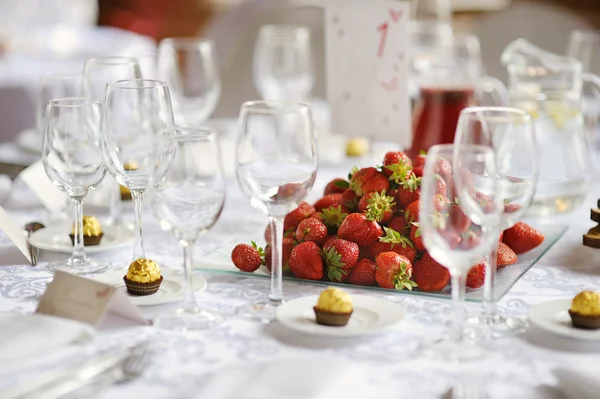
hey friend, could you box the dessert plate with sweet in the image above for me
[276,287,404,337]
[528,291,600,341]
[28,215,134,254]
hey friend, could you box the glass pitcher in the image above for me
[409,33,508,158]
[501,39,600,216]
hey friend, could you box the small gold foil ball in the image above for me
[316,287,353,313]
[123,162,138,171]
[346,138,369,157]
[72,215,102,236]
[571,291,600,316]
[126,258,161,283]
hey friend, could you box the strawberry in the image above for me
[474,192,495,213]
[503,222,544,254]
[388,216,409,235]
[466,261,485,289]
[412,252,450,291]
[382,151,412,177]
[498,231,504,243]
[264,224,296,244]
[435,158,452,182]
[296,217,328,245]
[340,189,359,212]
[433,174,447,197]
[289,241,324,280]
[412,153,427,177]
[396,173,421,208]
[439,229,461,249]
[410,223,426,252]
[447,203,471,233]
[265,237,295,272]
[347,258,378,286]
[350,167,389,196]
[284,202,315,231]
[317,205,349,231]
[404,200,420,224]
[338,212,383,247]
[314,193,343,212]
[461,230,481,250]
[375,252,417,290]
[384,160,413,184]
[504,201,521,213]
[232,242,264,272]
[324,178,349,195]
[359,190,395,224]
[497,242,517,269]
[369,226,417,262]
[322,238,360,282]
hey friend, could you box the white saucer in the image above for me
[276,295,404,338]
[29,224,134,254]
[529,299,600,341]
[92,269,207,306]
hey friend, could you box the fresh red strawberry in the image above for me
[384,160,413,184]
[359,191,395,224]
[435,158,452,182]
[497,242,517,269]
[362,173,390,195]
[503,222,544,254]
[369,226,417,262]
[498,231,504,243]
[347,258,378,286]
[313,193,343,212]
[338,213,383,247]
[289,241,324,280]
[284,202,315,231]
[396,173,421,208]
[404,200,420,224]
[382,151,412,177]
[323,235,338,248]
[324,178,349,195]
[433,174,447,197]
[412,252,450,291]
[412,153,427,177]
[439,229,461,249]
[461,230,481,250]
[359,246,373,260]
[447,203,471,233]
[466,261,485,289]
[322,238,360,282]
[474,192,495,213]
[375,252,417,290]
[231,242,264,272]
[350,167,389,195]
[317,205,349,232]
[388,216,409,234]
[340,189,359,211]
[410,223,426,252]
[296,217,328,245]
[265,237,295,272]
[504,201,522,213]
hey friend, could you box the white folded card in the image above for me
[36,271,149,329]
[0,205,31,264]
[19,160,66,213]
[326,0,411,147]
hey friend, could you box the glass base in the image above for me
[236,301,282,323]
[420,337,486,362]
[465,313,528,339]
[48,258,110,275]
[154,307,224,332]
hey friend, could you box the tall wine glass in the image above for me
[236,101,317,322]
[101,79,174,265]
[253,25,313,101]
[158,38,221,127]
[83,56,142,227]
[38,73,83,133]
[420,144,502,361]
[42,98,108,274]
[152,128,225,331]
[453,107,538,338]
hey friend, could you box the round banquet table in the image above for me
[0,155,599,399]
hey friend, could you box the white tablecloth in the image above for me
[0,157,599,398]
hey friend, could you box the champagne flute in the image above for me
[42,98,108,274]
[453,107,538,338]
[152,128,225,331]
[235,101,317,322]
[101,79,174,264]
[419,144,502,361]
[158,38,221,127]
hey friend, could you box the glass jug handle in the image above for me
[476,76,510,106]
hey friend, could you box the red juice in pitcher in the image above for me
[408,86,475,158]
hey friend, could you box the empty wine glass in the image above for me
[158,38,221,127]
[453,107,538,338]
[253,25,313,101]
[236,101,317,322]
[38,73,83,133]
[42,98,108,274]
[101,79,175,265]
[419,144,502,361]
[83,56,142,227]
[152,127,225,331]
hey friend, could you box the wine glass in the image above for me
[101,79,175,265]
[38,73,83,133]
[152,127,225,331]
[419,144,503,361]
[453,107,538,338]
[83,56,142,227]
[253,25,313,101]
[236,101,317,322]
[157,38,221,127]
[42,98,108,274]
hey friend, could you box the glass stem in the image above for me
[69,197,88,266]
[180,238,198,311]
[268,215,284,304]
[483,245,499,320]
[449,270,466,344]
[130,189,145,261]
[109,181,122,226]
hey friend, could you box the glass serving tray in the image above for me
[195,223,568,302]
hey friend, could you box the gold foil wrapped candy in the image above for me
[72,215,103,236]
[571,291,600,317]
[315,287,353,313]
[126,258,162,283]
[120,162,138,200]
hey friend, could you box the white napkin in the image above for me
[193,356,371,399]
[553,365,600,399]
[0,174,11,203]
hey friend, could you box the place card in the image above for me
[0,205,31,264]
[19,160,66,213]
[36,271,149,329]
[326,0,411,147]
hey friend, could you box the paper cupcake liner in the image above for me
[69,233,103,246]
[123,276,163,296]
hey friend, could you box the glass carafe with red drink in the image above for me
[409,34,508,158]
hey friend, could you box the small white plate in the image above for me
[276,295,404,338]
[92,269,207,306]
[29,224,134,254]
[529,299,600,341]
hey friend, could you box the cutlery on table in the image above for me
[23,222,44,266]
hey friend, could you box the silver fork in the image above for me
[115,342,151,383]
[452,372,489,399]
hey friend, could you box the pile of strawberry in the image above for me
[231,151,545,292]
